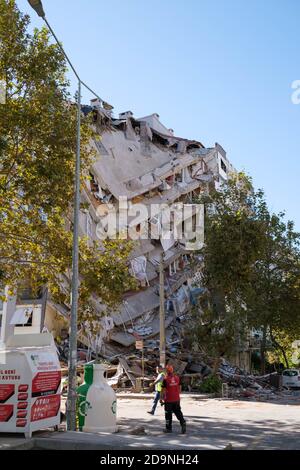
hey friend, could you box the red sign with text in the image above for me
[32,371,61,397]
[0,385,15,403]
[31,395,60,422]
[0,405,14,422]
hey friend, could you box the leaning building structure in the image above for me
[1,98,243,362]
[49,99,234,356]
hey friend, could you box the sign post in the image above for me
[142,348,144,392]
[135,339,144,392]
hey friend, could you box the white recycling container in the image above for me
[78,363,117,433]
[0,333,61,438]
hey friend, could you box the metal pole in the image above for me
[41,14,103,432]
[42,16,101,432]
[28,6,105,102]
[44,18,104,102]
[27,1,111,431]
[159,253,166,367]
[142,347,144,392]
[66,79,81,431]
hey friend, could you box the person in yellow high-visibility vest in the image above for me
[147,365,165,415]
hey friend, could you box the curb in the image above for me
[0,439,34,451]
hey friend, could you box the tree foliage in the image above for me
[244,209,300,371]
[189,172,300,371]
[0,1,135,326]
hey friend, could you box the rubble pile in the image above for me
[59,342,215,394]
[98,349,213,393]
[57,334,290,400]
[218,360,285,399]
[102,355,292,399]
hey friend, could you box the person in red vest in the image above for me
[160,364,186,434]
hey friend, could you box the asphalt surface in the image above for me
[1,394,300,450]
[114,394,300,450]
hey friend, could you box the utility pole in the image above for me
[159,253,166,367]
[28,0,108,431]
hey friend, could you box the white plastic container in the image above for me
[0,289,61,437]
[82,364,117,433]
[0,333,61,438]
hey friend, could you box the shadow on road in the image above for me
[116,411,300,450]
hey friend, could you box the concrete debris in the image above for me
[118,357,137,387]
[56,320,287,399]
[167,358,188,376]
[223,443,233,450]
[58,343,292,403]
[129,426,147,435]
[218,359,288,400]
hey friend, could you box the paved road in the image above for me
[114,395,300,450]
[1,395,300,450]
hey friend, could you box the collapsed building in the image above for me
[0,99,238,360]
[51,101,235,355]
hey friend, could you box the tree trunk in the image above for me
[260,326,267,375]
[270,329,289,369]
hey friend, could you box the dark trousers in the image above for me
[151,391,161,414]
[164,401,185,430]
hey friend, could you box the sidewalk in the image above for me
[0,435,34,450]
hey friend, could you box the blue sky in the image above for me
[17,0,300,230]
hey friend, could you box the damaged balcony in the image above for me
[148,243,185,270]
[88,105,210,203]
[130,254,158,287]
[111,287,160,327]
[135,180,202,220]
[164,266,193,295]
[128,239,156,260]
[109,275,195,348]
[109,309,175,347]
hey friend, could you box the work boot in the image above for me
[147,411,154,415]
[180,422,186,434]
[163,428,172,433]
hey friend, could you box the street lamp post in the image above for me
[27,0,105,431]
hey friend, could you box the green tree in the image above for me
[188,173,266,369]
[244,212,300,373]
[266,330,300,369]
[0,1,135,326]
[189,173,300,373]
